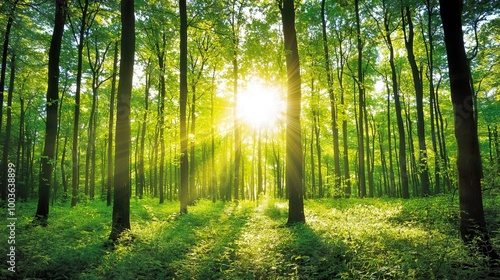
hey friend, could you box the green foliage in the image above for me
[1,196,498,279]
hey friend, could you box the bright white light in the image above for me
[237,81,283,129]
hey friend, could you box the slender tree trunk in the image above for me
[257,129,263,196]
[158,50,166,204]
[17,96,26,200]
[421,0,441,193]
[1,53,15,201]
[35,0,67,222]
[321,0,341,195]
[385,81,396,197]
[439,0,498,260]
[280,0,304,224]
[402,6,430,196]
[0,0,18,138]
[189,91,196,203]
[383,5,409,199]
[354,0,366,198]
[71,0,90,207]
[365,105,374,197]
[315,124,323,199]
[179,0,189,214]
[109,0,134,241]
[403,92,418,193]
[107,41,118,206]
[310,128,316,198]
[211,80,217,202]
[233,46,241,202]
[137,60,149,200]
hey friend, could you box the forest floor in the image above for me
[1,194,499,279]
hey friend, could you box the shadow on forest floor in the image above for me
[1,196,499,279]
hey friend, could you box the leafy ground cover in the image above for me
[1,195,499,279]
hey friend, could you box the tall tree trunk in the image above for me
[137,59,149,200]
[109,0,134,241]
[385,80,396,197]
[158,48,166,204]
[354,0,366,198]
[402,6,430,196]
[35,0,67,222]
[439,0,498,260]
[321,0,341,194]
[310,129,316,197]
[365,104,374,197]
[1,53,15,201]
[257,129,263,196]
[189,91,196,203]
[280,0,304,224]
[17,96,26,201]
[210,78,217,202]
[314,115,323,198]
[107,41,119,206]
[71,0,90,207]
[179,0,189,214]
[0,0,18,138]
[233,46,241,202]
[421,0,441,193]
[383,3,409,199]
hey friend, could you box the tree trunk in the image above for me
[179,0,189,214]
[109,0,135,241]
[257,129,263,196]
[107,41,119,206]
[385,80,396,197]
[310,128,316,198]
[0,0,18,138]
[158,48,166,204]
[321,0,341,195]
[71,0,90,207]
[1,53,15,201]
[35,0,67,223]
[354,0,366,198]
[402,6,430,196]
[439,0,498,260]
[280,0,304,224]
[233,46,241,202]
[189,91,196,203]
[383,4,409,199]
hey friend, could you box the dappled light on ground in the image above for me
[1,196,497,279]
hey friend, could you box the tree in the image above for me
[179,0,189,214]
[109,0,135,241]
[321,0,341,196]
[439,0,498,260]
[35,0,68,223]
[107,41,119,206]
[402,5,430,196]
[1,53,15,202]
[279,0,305,224]
[69,0,93,207]
[354,0,366,198]
[0,0,18,140]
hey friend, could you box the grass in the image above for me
[1,195,499,279]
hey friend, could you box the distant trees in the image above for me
[0,0,498,239]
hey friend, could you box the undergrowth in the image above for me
[1,195,498,279]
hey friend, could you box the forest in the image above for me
[0,0,499,278]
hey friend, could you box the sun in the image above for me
[237,81,283,129]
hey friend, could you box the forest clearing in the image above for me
[0,195,499,279]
